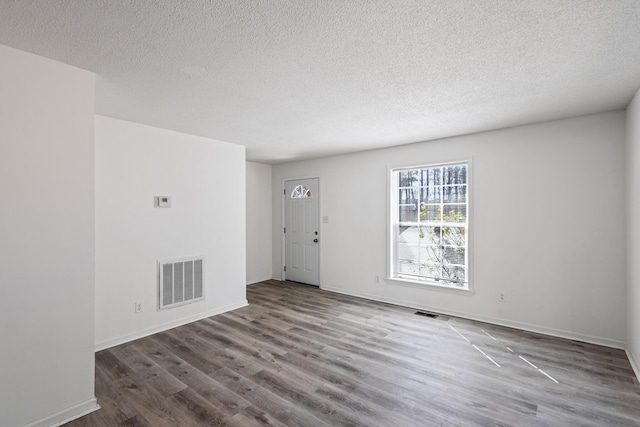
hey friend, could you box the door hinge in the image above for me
[284,266,286,272]
[284,227,286,233]
[284,188,286,195]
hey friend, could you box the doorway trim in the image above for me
[281,176,321,286]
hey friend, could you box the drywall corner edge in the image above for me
[626,349,640,383]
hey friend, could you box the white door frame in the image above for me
[281,176,321,286]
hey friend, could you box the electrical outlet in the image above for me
[135,302,144,313]
[498,293,506,303]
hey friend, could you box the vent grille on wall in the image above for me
[159,256,204,310]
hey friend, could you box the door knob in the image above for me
[313,239,318,243]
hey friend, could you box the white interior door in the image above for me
[284,178,319,286]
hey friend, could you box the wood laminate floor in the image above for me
[67,280,640,426]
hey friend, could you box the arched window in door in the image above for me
[291,184,312,198]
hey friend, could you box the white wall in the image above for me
[246,161,273,284]
[95,115,247,350]
[627,89,640,376]
[0,44,97,427]
[273,112,626,347]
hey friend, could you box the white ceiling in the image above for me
[1,1,639,164]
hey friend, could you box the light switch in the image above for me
[155,196,172,208]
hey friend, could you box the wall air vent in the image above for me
[159,256,204,310]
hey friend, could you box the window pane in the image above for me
[399,170,420,187]
[442,227,466,246]
[419,226,440,245]
[442,205,466,222]
[428,188,441,203]
[398,187,418,222]
[398,259,419,275]
[420,263,441,279]
[420,168,442,186]
[398,187,417,204]
[442,266,466,284]
[443,185,466,203]
[443,247,465,265]
[420,204,442,222]
[398,226,421,244]
[443,165,467,185]
[424,245,442,264]
[397,243,416,260]
[420,186,441,203]
[399,226,441,246]
[399,205,418,223]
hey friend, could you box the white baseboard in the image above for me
[247,277,283,287]
[320,285,626,349]
[25,397,99,427]
[247,276,274,285]
[626,349,640,383]
[95,300,248,351]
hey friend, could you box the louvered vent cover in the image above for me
[159,256,204,310]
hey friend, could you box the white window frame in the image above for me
[386,158,474,294]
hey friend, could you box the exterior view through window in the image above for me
[391,162,469,288]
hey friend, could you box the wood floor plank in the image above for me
[167,388,230,426]
[228,405,289,427]
[67,280,640,426]
[249,368,370,427]
[135,341,252,417]
[214,367,330,427]
[146,329,227,374]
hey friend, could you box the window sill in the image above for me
[385,277,475,295]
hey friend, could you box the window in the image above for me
[390,161,470,290]
[291,184,312,198]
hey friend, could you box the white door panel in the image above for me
[285,178,319,286]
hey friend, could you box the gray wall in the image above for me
[273,111,627,348]
[246,161,273,284]
[626,88,640,377]
[94,115,248,350]
[0,44,97,426]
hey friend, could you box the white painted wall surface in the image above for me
[246,162,273,284]
[95,116,247,350]
[273,112,626,347]
[627,89,640,376]
[0,44,97,427]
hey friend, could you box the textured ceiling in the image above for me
[1,1,639,163]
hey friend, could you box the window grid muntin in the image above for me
[394,162,468,287]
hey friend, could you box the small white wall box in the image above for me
[155,196,172,208]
